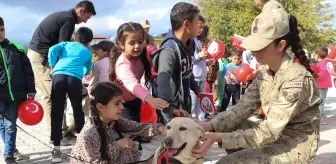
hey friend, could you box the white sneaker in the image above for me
[51,149,62,163]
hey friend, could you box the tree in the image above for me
[199,0,336,52]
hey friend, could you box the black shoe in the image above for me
[4,156,17,164]
[14,149,29,161]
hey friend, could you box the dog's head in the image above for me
[163,117,204,164]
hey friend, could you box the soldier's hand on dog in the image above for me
[198,121,214,132]
[173,109,190,117]
[192,132,222,158]
[117,138,135,151]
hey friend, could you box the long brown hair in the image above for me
[109,22,152,88]
[90,82,122,162]
[274,15,317,77]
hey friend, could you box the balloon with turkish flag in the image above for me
[200,92,216,113]
[206,39,225,60]
[140,102,158,123]
[230,34,246,51]
[205,82,211,93]
[235,64,254,83]
[18,100,44,126]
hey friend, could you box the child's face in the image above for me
[314,53,319,60]
[185,14,200,38]
[96,49,108,59]
[231,55,242,64]
[120,31,145,57]
[92,52,98,58]
[197,21,205,36]
[98,95,124,122]
[0,26,5,43]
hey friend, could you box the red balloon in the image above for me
[205,82,211,93]
[18,100,44,126]
[206,40,225,60]
[327,46,336,59]
[230,35,246,51]
[235,64,253,83]
[310,64,320,73]
[140,102,158,123]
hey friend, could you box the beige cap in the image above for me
[241,6,289,51]
[140,19,150,28]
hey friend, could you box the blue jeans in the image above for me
[190,81,206,120]
[319,88,328,117]
[0,101,19,157]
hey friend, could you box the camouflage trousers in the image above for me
[216,120,309,164]
[216,144,309,164]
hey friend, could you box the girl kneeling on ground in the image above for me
[70,82,166,164]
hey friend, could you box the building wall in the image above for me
[90,38,106,45]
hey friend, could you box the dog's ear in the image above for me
[196,124,205,138]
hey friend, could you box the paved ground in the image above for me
[1,88,336,163]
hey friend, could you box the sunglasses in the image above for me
[0,28,5,32]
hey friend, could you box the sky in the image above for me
[0,0,335,45]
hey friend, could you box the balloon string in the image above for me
[0,111,150,164]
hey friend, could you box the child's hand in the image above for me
[214,80,219,86]
[198,50,208,59]
[145,96,169,110]
[117,138,135,151]
[27,93,36,100]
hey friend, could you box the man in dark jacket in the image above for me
[152,2,200,124]
[27,0,95,137]
[0,17,36,164]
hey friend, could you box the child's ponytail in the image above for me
[90,99,110,161]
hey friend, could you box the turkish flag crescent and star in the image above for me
[199,92,216,113]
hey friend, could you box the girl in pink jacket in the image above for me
[315,47,332,125]
[109,22,169,123]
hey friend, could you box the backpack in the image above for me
[151,40,184,107]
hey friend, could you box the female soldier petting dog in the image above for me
[192,2,321,164]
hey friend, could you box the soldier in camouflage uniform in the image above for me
[192,2,322,164]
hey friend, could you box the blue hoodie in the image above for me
[48,41,92,80]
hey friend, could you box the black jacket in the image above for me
[29,9,78,64]
[152,30,198,118]
[0,39,36,101]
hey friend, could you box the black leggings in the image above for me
[51,74,84,146]
[220,84,241,112]
[121,98,142,122]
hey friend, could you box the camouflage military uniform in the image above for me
[210,55,321,163]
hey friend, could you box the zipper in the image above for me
[0,46,14,101]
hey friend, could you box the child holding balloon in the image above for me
[315,47,332,125]
[70,82,166,164]
[0,16,35,163]
[219,48,243,112]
